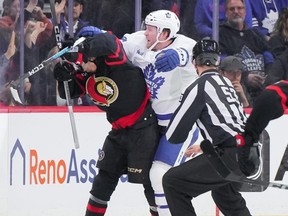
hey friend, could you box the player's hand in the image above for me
[53,62,77,81]
[77,26,103,37]
[62,34,76,48]
[61,35,80,62]
[184,145,202,158]
[247,73,266,88]
[237,134,260,176]
[155,49,180,72]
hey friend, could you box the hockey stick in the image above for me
[49,0,80,149]
[174,127,199,166]
[200,140,288,190]
[49,0,62,49]
[9,37,85,89]
[63,79,80,149]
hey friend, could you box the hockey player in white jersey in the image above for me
[121,10,200,216]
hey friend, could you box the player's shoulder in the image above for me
[173,34,197,48]
[121,31,146,43]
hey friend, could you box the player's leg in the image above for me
[127,108,160,216]
[143,183,159,216]
[86,132,125,216]
[150,160,172,216]
[149,128,199,215]
[86,169,120,216]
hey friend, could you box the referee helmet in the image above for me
[193,39,220,67]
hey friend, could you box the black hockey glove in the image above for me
[53,61,80,82]
[62,33,75,48]
[236,134,260,176]
[60,34,81,62]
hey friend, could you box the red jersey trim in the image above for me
[266,85,287,111]
[111,88,151,129]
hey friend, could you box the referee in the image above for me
[163,39,255,216]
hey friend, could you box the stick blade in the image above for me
[9,86,23,104]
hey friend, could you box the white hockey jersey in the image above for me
[121,31,198,126]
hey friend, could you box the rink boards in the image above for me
[0,106,287,216]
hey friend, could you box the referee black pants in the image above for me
[162,148,252,216]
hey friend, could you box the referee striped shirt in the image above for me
[166,69,247,146]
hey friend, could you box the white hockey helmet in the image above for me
[144,10,180,40]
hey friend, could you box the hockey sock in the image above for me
[85,197,107,216]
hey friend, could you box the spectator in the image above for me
[0,12,35,105]
[268,7,288,58]
[219,0,274,106]
[178,0,199,39]
[265,48,288,86]
[0,28,16,87]
[145,0,180,16]
[55,0,88,38]
[194,0,252,39]
[53,31,160,216]
[219,56,250,107]
[250,0,288,40]
[0,0,19,29]
[0,28,19,105]
[90,0,135,38]
[23,2,54,105]
[0,0,55,105]
[265,8,288,85]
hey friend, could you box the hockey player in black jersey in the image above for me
[53,31,160,216]
[162,39,254,216]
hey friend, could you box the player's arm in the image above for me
[53,61,89,99]
[244,82,288,144]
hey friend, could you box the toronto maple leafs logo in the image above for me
[143,63,165,99]
[165,12,171,19]
[235,46,264,72]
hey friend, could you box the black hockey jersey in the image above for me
[58,32,150,128]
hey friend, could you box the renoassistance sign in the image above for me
[0,106,287,216]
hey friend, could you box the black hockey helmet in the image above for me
[193,39,220,67]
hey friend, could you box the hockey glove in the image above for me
[155,48,188,72]
[60,34,81,62]
[236,134,260,176]
[77,26,103,37]
[53,61,81,82]
[62,34,76,48]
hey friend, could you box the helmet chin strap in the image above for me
[148,31,171,51]
[144,31,171,61]
[144,38,168,62]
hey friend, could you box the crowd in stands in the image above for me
[0,0,288,107]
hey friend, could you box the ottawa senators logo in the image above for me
[86,76,119,106]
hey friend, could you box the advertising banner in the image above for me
[0,107,287,216]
